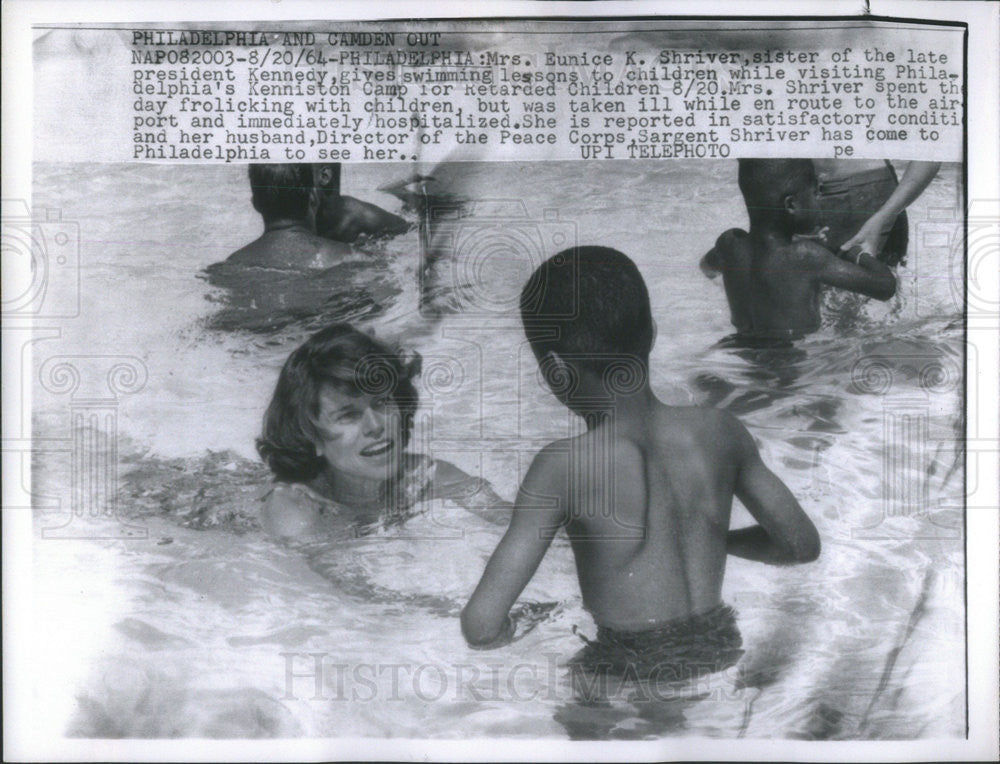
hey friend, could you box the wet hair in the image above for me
[249,164,313,222]
[257,324,420,483]
[519,246,654,373]
[737,159,817,226]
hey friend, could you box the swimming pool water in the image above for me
[29,160,965,739]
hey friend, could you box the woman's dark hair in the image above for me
[256,324,421,483]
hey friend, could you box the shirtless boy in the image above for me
[461,246,820,678]
[311,163,409,243]
[214,163,355,273]
[700,159,897,340]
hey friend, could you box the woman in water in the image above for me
[257,323,507,537]
[813,159,940,266]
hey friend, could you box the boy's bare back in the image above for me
[702,159,897,340]
[462,245,820,650]
[463,393,818,645]
[560,403,740,630]
[224,227,356,272]
[706,227,896,339]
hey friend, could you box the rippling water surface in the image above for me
[31,160,965,739]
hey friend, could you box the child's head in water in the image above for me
[737,158,821,234]
[248,164,314,225]
[257,324,420,484]
[520,246,654,413]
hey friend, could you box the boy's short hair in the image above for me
[257,323,420,482]
[737,159,816,224]
[520,246,654,371]
[249,164,313,222]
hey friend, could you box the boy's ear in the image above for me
[546,350,569,374]
[540,350,574,396]
[313,163,340,194]
[782,192,799,215]
[317,165,336,188]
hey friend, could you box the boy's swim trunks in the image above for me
[570,604,744,684]
[816,161,909,267]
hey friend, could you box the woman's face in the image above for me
[313,384,403,481]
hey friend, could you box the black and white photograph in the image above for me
[3,1,997,760]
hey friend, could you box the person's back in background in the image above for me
[701,159,897,341]
[311,163,409,244]
[216,164,355,273]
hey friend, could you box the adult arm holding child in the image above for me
[726,418,821,565]
[837,161,940,259]
[461,446,567,648]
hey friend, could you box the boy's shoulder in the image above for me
[712,228,752,259]
[533,432,645,505]
[228,229,356,270]
[571,405,740,455]
[527,432,633,482]
[530,407,747,462]
[640,405,751,464]
[660,403,745,440]
[785,235,839,273]
[304,230,358,261]
[221,237,268,267]
[750,229,833,270]
[530,435,578,471]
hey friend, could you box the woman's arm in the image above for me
[432,460,512,525]
[839,161,941,257]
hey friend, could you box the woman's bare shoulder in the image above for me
[260,482,329,537]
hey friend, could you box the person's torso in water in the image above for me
[565,404,738,631]
[224,225,356,272]
[715,229,826,338]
